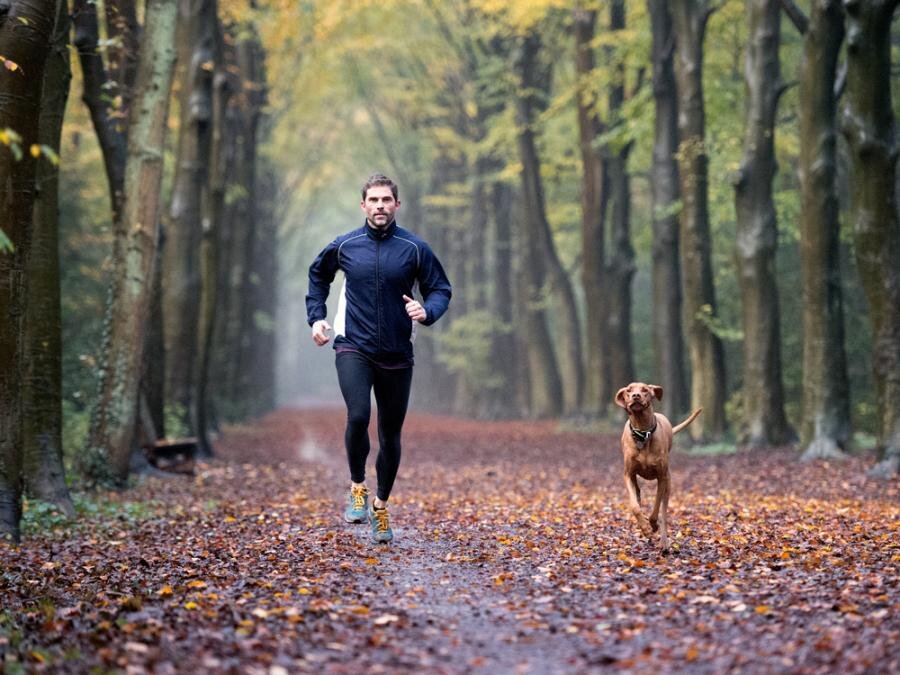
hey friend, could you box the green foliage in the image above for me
[436,310,507,391]
[20,493,164,537]
[0,227,11,252]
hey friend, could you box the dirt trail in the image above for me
[2,407,897,673]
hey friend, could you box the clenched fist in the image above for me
[403,294,427,323]
[311,319,332,346]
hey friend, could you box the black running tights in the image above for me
[335,351,413,502]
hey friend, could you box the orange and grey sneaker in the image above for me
[368,505,393,543]
[344,484,369,523]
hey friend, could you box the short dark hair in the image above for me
[361,173,399,200]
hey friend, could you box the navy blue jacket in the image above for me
[306,220,452,362]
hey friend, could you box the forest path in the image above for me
[2,408,898,673]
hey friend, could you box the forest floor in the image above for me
[2,407,898,674]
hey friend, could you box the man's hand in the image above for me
[311,319,332,346]
[403,294,427,323]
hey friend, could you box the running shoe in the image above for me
[344,484,369,523]
[368,505,393,543]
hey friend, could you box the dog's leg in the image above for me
[656,472,670,552]
[649,480,662,533]
[624,471,652,537]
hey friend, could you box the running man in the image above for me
[306,173,452,542]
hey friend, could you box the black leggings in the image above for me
[335,351,413,502]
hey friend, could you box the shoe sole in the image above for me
[344,514,367,523]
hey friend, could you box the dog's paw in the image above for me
[649,517,659,532]
[638,516,653,538]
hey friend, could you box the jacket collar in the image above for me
[364,219,397,240]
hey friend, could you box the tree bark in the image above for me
[196,22,227,456]
[841,0,900,477]
[488,180,522,416]
[733,0,795,446]
[513,32,583,416]
[72,0,128,219]
[574,7,610,415]
[24,0,75,516]
[0,0,57,542]
[795,0,852,460]
[647,0,689,419]
[512,33,565,417]
[163,0,216,434]
[671,0,728,441]
[605,0,636,395]
[83,0,178,485]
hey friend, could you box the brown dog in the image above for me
[615,382,701,552]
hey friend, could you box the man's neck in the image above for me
[366,218,395,231]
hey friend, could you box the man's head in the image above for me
[361,173,400,229]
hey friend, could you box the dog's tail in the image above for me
[672,408,702,435]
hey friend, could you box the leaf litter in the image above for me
[1,408,897,672]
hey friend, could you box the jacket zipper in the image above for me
[375,237,382,351]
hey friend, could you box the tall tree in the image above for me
[574,6,610,415]
[647,0,689,420]
[784,0,852,460]
[512,32,564,417]
[23,0,75,516]
[671,0,728,441]
[71,0,137,221]
[163,0,218,434]
[841,0,900,477]
[733,0,794,445]
[196,19,228,455]
[83,0,178,484]
[0,0,57,542]
[604,0,636,395]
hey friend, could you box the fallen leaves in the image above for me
[0,408,897,672]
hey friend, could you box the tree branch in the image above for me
[779,0,809,34]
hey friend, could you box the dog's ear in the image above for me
[615,387,629,409]
[651,385,663,401]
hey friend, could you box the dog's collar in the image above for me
[629,418,657,448]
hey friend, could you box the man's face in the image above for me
[361,185,400,229]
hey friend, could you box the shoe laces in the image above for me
[372,507,390,533]
[350,486,367,510]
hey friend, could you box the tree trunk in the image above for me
[605,0,636,395]
[841,0,900,477]
[733,0,795,446]
[574,7,610,416]
[647,0,689,419]
[250,164,278,414]
[23,0,75,516]
[795,0,852,460]
[83,0,178,485]
[163,0,215,434]
[671,0,728,441]
[0,0,56,543]
[196,24,227,456]
[226,32,264,417]
[512,33,564,417]
[513,32,583,416]
[72,0,129,219]
[488,180,521,416]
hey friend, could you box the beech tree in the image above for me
[841,0,900,477]
[647,0,689,420]
[671,0,728,441]
[733,0,794,445]
[0,0,58,542]
[23,0,75,515]
[83,0,178,485]
[782,0,853,460]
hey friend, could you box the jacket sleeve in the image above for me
[306,239,340,326]
[418,243,452,326]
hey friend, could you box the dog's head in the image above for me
[615,382,663,414]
